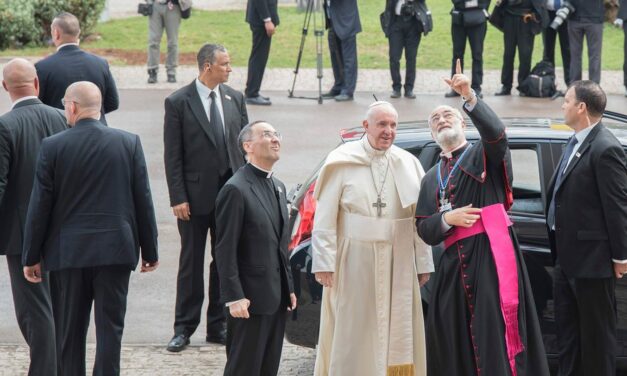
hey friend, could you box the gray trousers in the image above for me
[568,20,603,84]
[147,1,181,74]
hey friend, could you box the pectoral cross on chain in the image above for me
[373,196,387,217]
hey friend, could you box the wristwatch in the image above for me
[462,89,476,103]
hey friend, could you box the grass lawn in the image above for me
[2,0,624,70]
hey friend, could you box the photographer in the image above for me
[494,0,548,96]
[617,0,627,96]
[568,0,604,84]
[445,0,490,98]
[382,0,432,99]
[145,0,192,84]
[542,0,571,86]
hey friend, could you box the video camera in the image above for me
[550,1,575,30]
[400,0,418,17]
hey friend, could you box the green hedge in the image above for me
[0,0,105,49]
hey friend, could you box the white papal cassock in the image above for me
[312,137,434,376]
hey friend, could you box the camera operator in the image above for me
[568,0,604,84]
[445,0,490,98]
[382,0,432,99]
[617,0,627,96]
[542,0,571,86]
[495,0,548,96]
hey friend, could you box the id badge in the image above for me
[439,202,453,213]
[465,0,478,7]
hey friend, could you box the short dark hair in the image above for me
[196,44,227,71]
[238,120,267,155]
[52,12,80,38]
[569,80,606,118]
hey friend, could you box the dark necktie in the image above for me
[547,136,579,229]
[209,91,229,172]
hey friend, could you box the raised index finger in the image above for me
[456,59,462,75]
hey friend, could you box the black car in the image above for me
[284,112,627,370]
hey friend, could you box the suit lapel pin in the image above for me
[225,94,232,100]
[575,152,581,158]
[278,187,283,194]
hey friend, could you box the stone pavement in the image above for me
[103,65,627,96]
[0,342,315,375]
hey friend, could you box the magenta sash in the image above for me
[444,203,523,376]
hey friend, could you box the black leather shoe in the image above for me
[167,74,176,83]
[321,90,340,99]
[404,90,416,99]
[166,334,190,352]
[494,86,511,96]
[246,96,272,106]
[390,90,401,98]
[206,331,227,345]
[334,93,354,102]
[444,90,460,98]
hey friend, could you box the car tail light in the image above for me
[288,182,317,251]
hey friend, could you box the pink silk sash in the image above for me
[444,203,523,376]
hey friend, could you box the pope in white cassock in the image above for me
[311,101,434,376]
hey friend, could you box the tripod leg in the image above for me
[288,0,314,97]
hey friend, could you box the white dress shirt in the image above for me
[11,95,38,110]
[56,42,79,51]
[195,78,225,132]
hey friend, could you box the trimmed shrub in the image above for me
[0,0,106,49]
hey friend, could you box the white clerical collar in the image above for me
[11,95,38,110]
[573,121,598,144]
[57,42,79,51]
[440,140,469,159]
[361,136,389,158]
[195,78,220,98]
[249,162,273,178]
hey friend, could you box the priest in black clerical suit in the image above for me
[415,62,549,375]
[215,121,296,376]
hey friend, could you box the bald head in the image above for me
[52,12,81,44]
[2,58,38,100]
[64,81,102,123]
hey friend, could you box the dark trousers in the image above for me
[388,15,422,92]
[245,26,272,98]
[451,21,486,91]
[568,20,603,84]
[542,10,571,85]
[174,212,225,337]
[7,255,56,376]
[223,310,286,376]
[328,27,358,96]
[51,265,131,376]
[501,13,535,89]
[553,263,616,376]
[623,26,627,87]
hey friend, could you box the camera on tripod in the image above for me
[550,1,575,30]
[400,0,418,17]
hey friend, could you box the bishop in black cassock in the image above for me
[415,65,549,376]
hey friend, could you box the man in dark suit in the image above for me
[494,0,547,96]
[244,0,278,106]
[35,12,119,124]
[321,0,362,102]
[215,121,296,376]
[567,0,604,84]
[547,80,627,375]
[164,43,249,352]
[0,58,66,376]
[616,0,627,96]
[22,81,159,376]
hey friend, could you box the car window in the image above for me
[510,148,543,215]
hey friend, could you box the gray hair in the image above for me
[238,120,266,155]
[197,44,227,71]
[428,105,464,127]
[52,12,81,38]
[365,101,398,124]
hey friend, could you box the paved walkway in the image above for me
[0,342,315,375]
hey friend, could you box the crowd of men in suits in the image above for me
[0,3,627,376]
